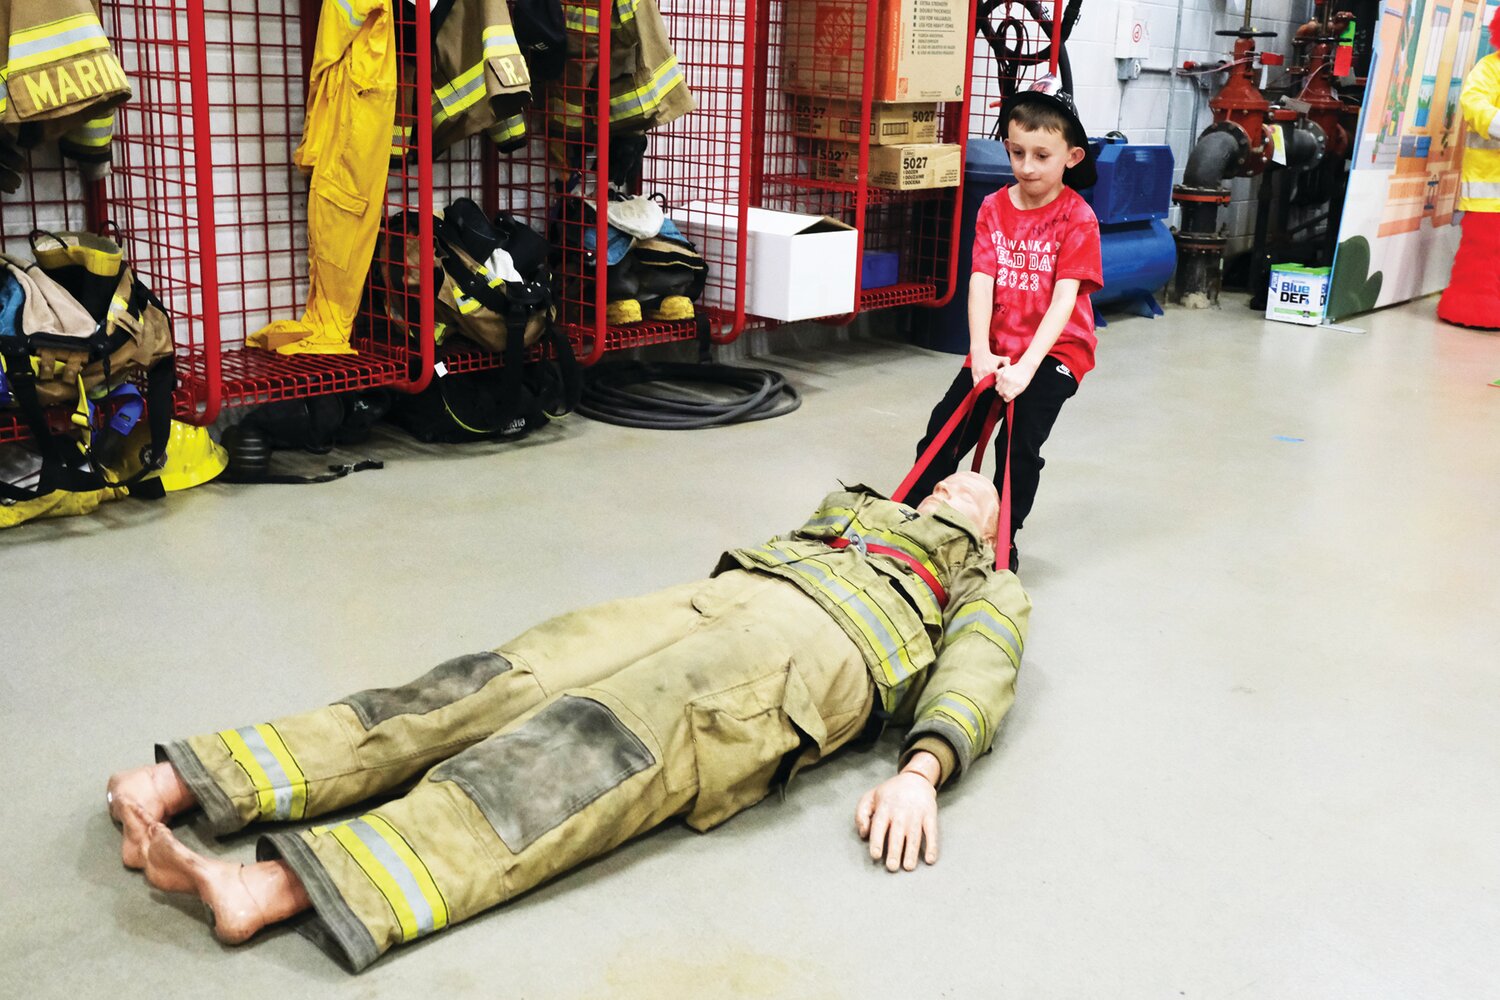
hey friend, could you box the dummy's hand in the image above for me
[972,351,1005,387]
[994,357,1036,402]
[855,771,939,872]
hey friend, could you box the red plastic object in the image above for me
[890,371,1013,572]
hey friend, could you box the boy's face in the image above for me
[1004,122,1085,199]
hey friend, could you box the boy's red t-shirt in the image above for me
[968,185,1103,380]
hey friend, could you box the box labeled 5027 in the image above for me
[790,97,940,145]
[868,143,962,189]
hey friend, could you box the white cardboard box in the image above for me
[679,203,858,321]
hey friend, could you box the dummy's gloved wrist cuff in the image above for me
[155,740,241,836]
[258,831,381,974]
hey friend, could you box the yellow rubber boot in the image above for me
[606,299,642,325]
[647,295,695,321]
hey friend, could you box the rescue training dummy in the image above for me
[107,472,1029,972]
[1438,8,1500,329]
[245,0,397,357]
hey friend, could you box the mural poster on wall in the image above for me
[1328,0,1497,320]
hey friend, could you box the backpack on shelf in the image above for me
[0,231,177,501]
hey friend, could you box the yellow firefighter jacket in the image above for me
[1459,52,1500,213]
[246,0,396,356]
[0,0,131,182]
[718,486,1031,783]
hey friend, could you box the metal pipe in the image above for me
[1163,0,1186,162]
[1182,130,1242,188]
[1285,126,1321,171]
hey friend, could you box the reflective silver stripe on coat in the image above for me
[333,0,366,30]
[1466,130,1500,151]
[1461,181,1500,201]
[7,21,107,63]
[802,512,855,533]
[944,601,1022,666]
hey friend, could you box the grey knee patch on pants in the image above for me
[338,652,512,730]
[432,695,654,853]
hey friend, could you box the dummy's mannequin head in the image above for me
[917,471,1000,546]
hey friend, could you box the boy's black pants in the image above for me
[908,356,1079,544]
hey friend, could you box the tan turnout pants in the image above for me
[159,570,874,972]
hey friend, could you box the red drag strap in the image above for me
[891,373,1015,572]
[827,536,948,607]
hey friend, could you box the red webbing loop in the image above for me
[891,374,1015,572]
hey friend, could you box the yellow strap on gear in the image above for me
[61,113,115,149]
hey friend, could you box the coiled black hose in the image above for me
[978,0,1083,133]
[579,361,802,429]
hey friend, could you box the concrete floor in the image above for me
[3,293,1497,998]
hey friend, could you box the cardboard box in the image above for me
[1266,264,1330,326]
[790,97,940,145]
[677,203,858,321]
[808,141,860,184]
[783,0,967,103]
[868,143,962,190]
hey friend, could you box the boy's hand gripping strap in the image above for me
[890,373,1015,572]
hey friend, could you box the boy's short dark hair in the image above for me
[1006,102,1078,147]
[998,77,1096,187]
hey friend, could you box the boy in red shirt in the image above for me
[908,75,1102,572]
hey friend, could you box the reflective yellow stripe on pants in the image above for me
[326,815,450,942]
[218,723,309,821]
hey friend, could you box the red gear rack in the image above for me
[445,0,759,374]
[746,0,980,322]
[1,0,436,447]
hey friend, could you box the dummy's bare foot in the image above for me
[107,762,196,869]
[143,822,311,944]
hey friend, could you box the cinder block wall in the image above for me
[1063,0,1317,254]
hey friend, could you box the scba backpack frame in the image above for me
[0,231,177,501]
